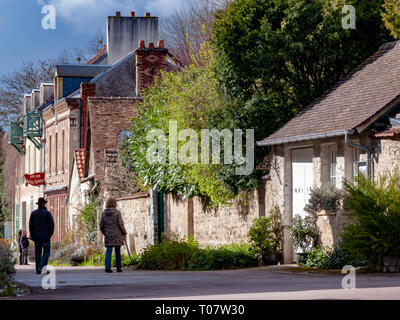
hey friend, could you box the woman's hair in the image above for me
[106,197,117,208]
[18,229,22,235]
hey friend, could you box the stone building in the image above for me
[10,84,51,235]
[256,40,400,263]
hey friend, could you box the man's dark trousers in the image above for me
[34,241,51,272]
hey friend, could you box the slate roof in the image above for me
[55,64,111,78]
[258,41,400,146]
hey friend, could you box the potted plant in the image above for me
[248,206,283,265]
[304,184,345,216]
[290,214,319,264]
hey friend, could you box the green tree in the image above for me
[213,0,392,107]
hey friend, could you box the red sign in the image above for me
[24,172,45,187]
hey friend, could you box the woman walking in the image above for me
[100,197,127,273]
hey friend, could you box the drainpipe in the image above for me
[344,130,371,179]
[78,100,82,149]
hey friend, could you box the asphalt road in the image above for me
[6,264,400,300]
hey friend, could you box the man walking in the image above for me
[29,197,54,274]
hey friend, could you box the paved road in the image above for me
[7,264,400,300]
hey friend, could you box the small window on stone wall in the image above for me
[329,145,337,186]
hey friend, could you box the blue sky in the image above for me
[0,0,187,75]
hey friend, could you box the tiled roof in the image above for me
[87,45,107,65]
[75,149,86,181]
[55,64,111,78]
[259,41,400,146]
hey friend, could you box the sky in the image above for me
[0,0,188,75]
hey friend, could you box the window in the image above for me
[120,130,133,143]
[329,145,337,186]
[34,147,37,173]
[28,146,31,174]
[49,135,52,174]
[55,132,58,173]
[62,130,65,172]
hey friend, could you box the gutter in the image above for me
[256,130,353,146]
[345,130,371,179]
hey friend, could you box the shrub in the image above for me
[137,237,258,271]
[301,246,364,269]
[290,214,319,252]
[305,184,345,216]
[79,197,99,245]
[248,206,283,254]
[0,240,16,289]
[341,172,400,271]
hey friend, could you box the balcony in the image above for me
[23,112,43,149]
[8,121,25,154]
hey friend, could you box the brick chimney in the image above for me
[106,11,159,64]
[135,40,169,95]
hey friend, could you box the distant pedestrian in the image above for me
[17,229,22,265]
[20,230,30,265]
[29,197,54,274]
[100,197,127,273]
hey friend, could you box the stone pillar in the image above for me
[282,147,293,264]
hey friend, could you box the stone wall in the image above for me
[116,193,150,255]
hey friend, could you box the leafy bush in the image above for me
[0,240,16,289]
[305,184,345,215]
[79,197,99,245]
[248,206,283,254]
[137,237,258,271]
[300,246,364,269]
[341,172,400,271]
[290,214,318,252]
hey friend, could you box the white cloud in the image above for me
[37,0,188,33]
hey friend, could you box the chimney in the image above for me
[116,11,121,17]
[31,89,40,110]
[106,12,159,64]
[135,40,168,95]
[39,83,54,106]
[23,94,32,114]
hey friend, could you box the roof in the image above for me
[75,149,86,181]
[55,64,111,78]
[87,45,108,65]
[258,41,400,146]
[90,51,135,84]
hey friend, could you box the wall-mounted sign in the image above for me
[24,172,45,186]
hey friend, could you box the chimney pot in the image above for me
[116,11,121,17]
[148,42,155,49]
[145,12,151,17]
[139,40,145,48]
[157,40,164,48]
[131,11,135,17]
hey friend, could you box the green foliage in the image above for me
[137,237,258,270]
[382,0,400,39]
[0,240,16,289]
[79,196,99,245]
[290,214,319,252]
[213,0,393,105]
[305,184,346,216]
[247,206,283,254]
[301,246,364,269]
[341,172,400,271]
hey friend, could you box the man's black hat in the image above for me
[36,197,48,206]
